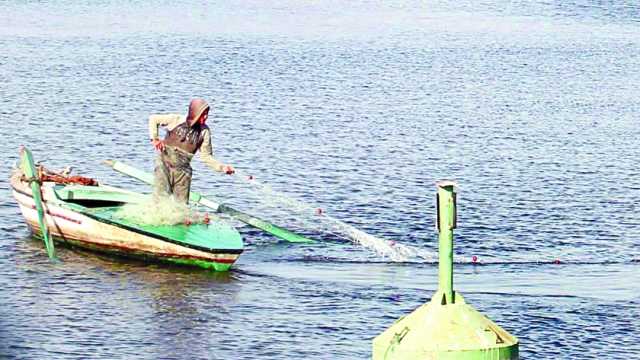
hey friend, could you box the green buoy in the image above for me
[372,180,518,359]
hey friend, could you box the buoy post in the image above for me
[372,180,519,359]
[437,180,456,305]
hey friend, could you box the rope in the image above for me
[21,175,41,185]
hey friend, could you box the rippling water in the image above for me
[1,1,639,359]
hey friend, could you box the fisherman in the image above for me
[149,98,235,204]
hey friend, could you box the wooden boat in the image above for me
[10,148,243,271]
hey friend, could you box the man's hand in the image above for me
[223,164,235,175]
[152,139,165,151]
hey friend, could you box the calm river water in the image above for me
[1,1,639,359]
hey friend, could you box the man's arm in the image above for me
[199,128,227,173]
[148,114,182,141]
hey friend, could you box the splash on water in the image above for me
[321,217,435,262]
[226,175,627,265]
[232,171,436,262]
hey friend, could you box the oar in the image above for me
[103,160,315,243]
[20,146,56,259]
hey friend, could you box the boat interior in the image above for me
[51,184,148,208]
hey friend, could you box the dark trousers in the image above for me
[153,147,193,204]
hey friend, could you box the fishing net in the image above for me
[227,171,436,262]
[113,196,211,226]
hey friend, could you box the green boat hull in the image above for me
[29,221,237,272]
[12,169,243,272]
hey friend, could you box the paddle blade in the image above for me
[217,205,315,243]
[20,146,56,259]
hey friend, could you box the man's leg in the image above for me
[153,156,173,200]
[172,167,192,204]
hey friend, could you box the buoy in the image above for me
[554,259,561,264]
[372,180,519,359]
[248,175,254,180]
[316,208,323,215]
[472,255,478,263]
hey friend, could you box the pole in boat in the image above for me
[20,146,56,259]
[372,180,519,359]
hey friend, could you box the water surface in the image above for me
[1,1,639,358]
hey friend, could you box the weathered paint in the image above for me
[372,181,519,359]
[29,229,236,272]
[11,171,242,271]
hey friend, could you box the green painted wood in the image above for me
[20,147,56,259]
[105,160,316,244]
[54,185,148,203]
[84,207,243,253]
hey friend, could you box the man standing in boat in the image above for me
[149,98,235,204]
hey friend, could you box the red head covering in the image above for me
[186,98,210,126]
